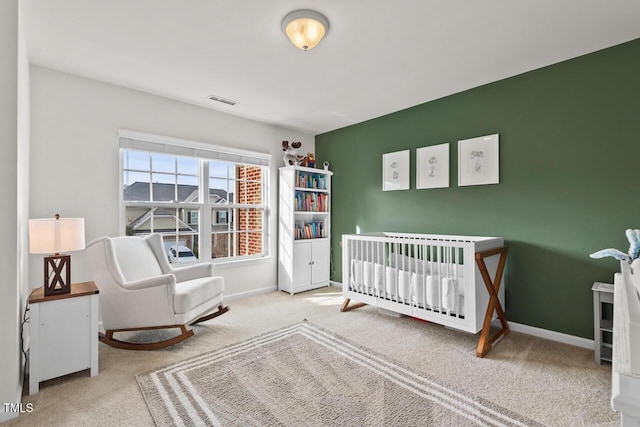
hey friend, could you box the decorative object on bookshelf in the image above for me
[299,152,315,168]
[382,150,410,191]
[278,165,333,294]
[282,140,302,166]
[416,143,449,189]
[458,134,499,186]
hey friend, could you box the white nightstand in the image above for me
[29,281,99,394]
[592,281,614,365]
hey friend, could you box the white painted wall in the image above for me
[29,65,314,297]
[1,0,30,422]
[17,0,31,343]
[0,0,19,418]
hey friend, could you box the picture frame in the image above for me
[382,150,410,191]
[458,134,499,186]
[416,143,449,189]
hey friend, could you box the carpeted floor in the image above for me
[137,321,544,426]
[8,287,617,426]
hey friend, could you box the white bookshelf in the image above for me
[278,165,332,294]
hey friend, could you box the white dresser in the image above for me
[611,262,640,426]
[29,281,99,394]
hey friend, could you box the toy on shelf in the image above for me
[299,153,315,168]
[282,140,302,166]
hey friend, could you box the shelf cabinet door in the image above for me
[311,239,330,285]
[292,241,312,288]
[291,239,330,289]
[38,297,92,381]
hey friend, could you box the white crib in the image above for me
[341,232,507,338]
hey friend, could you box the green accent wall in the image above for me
[315,38,640,339]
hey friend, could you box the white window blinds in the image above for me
[118,130,271,167]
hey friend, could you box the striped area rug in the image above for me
[137,321,542,426]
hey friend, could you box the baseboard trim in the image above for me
[508,321,594,349]
[226,286,277,302]
[105,283,593,349]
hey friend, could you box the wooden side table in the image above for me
[592,281,614,365]
[29,281,99,394]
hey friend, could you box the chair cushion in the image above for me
[173,276,225,314]
[112,237,163,282]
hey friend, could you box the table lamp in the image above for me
[29,214,85,296]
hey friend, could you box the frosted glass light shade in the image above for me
[29,217,85,254]
[282,10,329,51]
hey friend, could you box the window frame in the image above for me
[119,130,271,265]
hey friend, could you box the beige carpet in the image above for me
[137,321,542,426]
[8,287,617,426]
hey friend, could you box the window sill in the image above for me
[210,255,273,269]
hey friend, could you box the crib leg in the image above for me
[475,246,509,358]
[341,298,367,312]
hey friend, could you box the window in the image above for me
[187,211,199,225]
[216,211,228,224]
[120,132,270,263]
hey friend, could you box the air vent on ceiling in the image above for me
[207,95,237,106]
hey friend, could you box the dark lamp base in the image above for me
[44,254,71,296]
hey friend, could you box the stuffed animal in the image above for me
[282,140,302,166]
[590,228,640,262]
[299,153,315,168]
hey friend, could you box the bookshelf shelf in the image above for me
[295,187,330,194]
[278,166,333,294]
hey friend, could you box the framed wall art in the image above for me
[416,143,449,189]
[458,134,499,186]
[382,150,410,191]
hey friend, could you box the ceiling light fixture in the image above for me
[282,10,329,51]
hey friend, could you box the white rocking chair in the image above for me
[86,233,228,350]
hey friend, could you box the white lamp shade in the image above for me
[29,217,85,254]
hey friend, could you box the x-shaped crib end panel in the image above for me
[475,246,509,358]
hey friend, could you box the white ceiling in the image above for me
[25,1,640,135]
